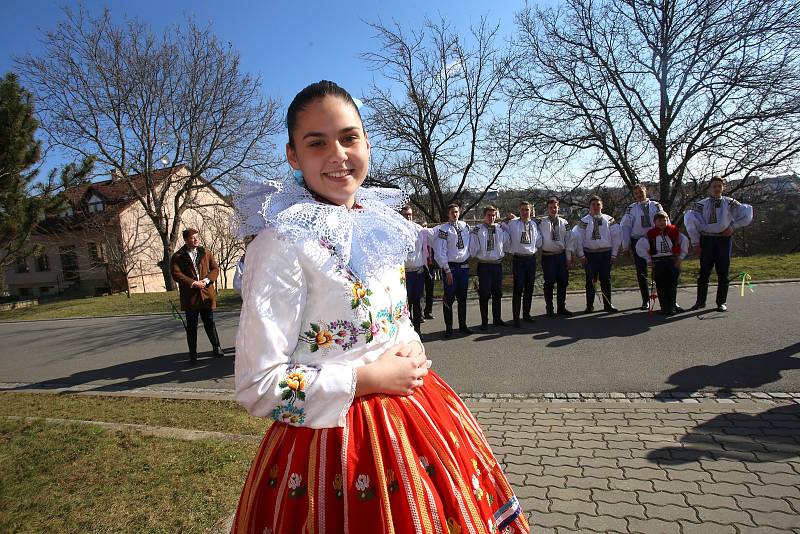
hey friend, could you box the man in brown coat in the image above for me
[170,228,223,363]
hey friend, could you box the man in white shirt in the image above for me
[433,204,472,337]
[621,184,664,310]
[539,197,576,317]
[684,176,753,312]
[502,201,543,327]
[572,195,622,313]
[401,205,428,333]
[469,205,510,330]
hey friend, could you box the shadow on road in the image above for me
[11,351,234,392]
[654,341,800,399]
[647,403,800,465]
[514,309,697,347]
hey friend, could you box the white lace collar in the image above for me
[234,178,416,279]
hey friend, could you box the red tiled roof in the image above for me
[63,164,186,208]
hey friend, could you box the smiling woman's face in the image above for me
[286,95,370,207]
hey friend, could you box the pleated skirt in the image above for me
[231,371,530,534]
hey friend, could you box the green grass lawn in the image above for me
[1,253,797,321]
[0,393,266,533]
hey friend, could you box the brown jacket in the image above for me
[170,245,220,310]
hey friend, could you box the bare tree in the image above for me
[362,17,529,222]
[512,0,800,217]
[18,8,282,290]
[199,209,244,289]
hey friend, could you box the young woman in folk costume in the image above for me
[231,81,529,534]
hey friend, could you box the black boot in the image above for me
[457,300,472,334]
[716,280,730,309]
[492,294,506,326]
[479,297,489,330]
[512,294,521,326]
[186,327,198,364]
[556,284,572,316]
[522,293,534,321]
[544,283,555,317]
[690,283,708,310]
[443,301,453,338]
[601,279,618,312]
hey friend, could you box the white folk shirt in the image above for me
[684,196,753,246]
[572,213,622,257]
[502,218,542,255]
[538,216,576,257]
[433,220,471,270]
[236,228,419,429]
[404,222,429,271]
[469,223,510,262]
[620,200,664,248]
[635,232,690,264]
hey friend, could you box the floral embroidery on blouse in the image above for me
[399,265,406,286]
[269,365,317,425]
[300,302,408,353]
[351,281,372,309]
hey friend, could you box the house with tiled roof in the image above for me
[4,165,239,298]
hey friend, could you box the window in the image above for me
[87,194,104,213]
[15,258,29,274]
[35,254,50,272]
[88,242,107,266]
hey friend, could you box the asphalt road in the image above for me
[1,282,798,395]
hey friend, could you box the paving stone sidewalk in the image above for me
[470,399,800,534]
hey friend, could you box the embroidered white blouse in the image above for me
[469,223,510,262]
[234,184,420,430]
[684,196,753,245]
[635,232,690,263]
[572,213,623,256]
[620,200,664,246]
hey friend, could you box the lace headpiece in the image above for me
[233,178,416,279]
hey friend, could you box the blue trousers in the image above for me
[405,269,425,332]
[583,250,613,307]
[512,255,537,319]
[541,252,569,311]
[443,262,470,328]
[477,262,503,324]
[697,235,732,306]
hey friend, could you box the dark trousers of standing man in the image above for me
[185,305,222,360]
[477,262,503,326]
[443,262,470,331]
[631,238,650,304]
[584,249,613,309]
[512,254,537,321]
[423,265,436,317]
[696,234,732,307]
[405,268,425,333]
[541,252,569,313]
[654,258,680,314]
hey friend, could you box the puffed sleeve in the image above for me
[610,220,622,257]
[572,224,585,257]
[678,233,690,259]
[468,226,480,257]
[235,229,357,429]
[535,223,543,249]
[232,257,245,293]
[684,203,704,245]
[635,237,651,264]
[433,225,450,272]
[729,199,753,230]
[620,206,633,249]
[564,225,576,260]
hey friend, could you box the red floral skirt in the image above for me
[231,371,530,534]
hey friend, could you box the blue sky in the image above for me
[1,0,525,178]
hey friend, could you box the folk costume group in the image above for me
[174,79,752,534]
[400,180,753,336]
